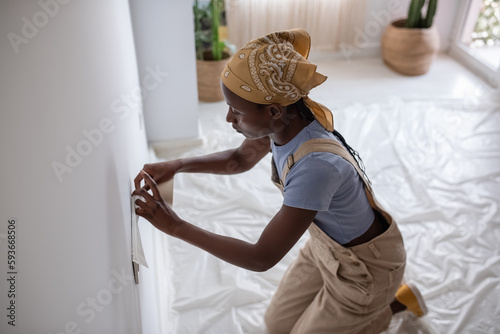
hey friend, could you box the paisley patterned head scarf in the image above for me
[221,28,334,132]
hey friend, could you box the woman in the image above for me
[132,29,426,333]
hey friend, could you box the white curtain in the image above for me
[226,0,367,51]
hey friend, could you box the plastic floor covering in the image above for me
[151,95,500,334]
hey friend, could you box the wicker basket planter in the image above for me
[381,19,440,76]
[196,52,230,102]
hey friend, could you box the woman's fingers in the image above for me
[133,173,143,191]
[131,170,172,227]
[135,206,150,219]
[140,170,161,200]
[133,196,148,208]
[131,188,152,199]
[131,191,155,217]
[132,192,151,219]
[134,167,155,191]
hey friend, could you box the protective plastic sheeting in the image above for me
[151,94,500,333]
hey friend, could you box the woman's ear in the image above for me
[268,104,284,119]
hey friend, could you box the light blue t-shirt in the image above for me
[271,120,374,244]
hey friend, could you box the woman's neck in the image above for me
[269,112,312,146]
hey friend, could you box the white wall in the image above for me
[129,0,200,145]
[0,1,159,333]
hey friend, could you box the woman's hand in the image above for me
[132,170,183,236]
[134,160,181,191]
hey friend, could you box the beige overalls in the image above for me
[265,138,407,334]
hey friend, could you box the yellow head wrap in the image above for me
[221,28,334,132]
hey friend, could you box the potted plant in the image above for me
[381,0,440,76]
[194,0,232,102]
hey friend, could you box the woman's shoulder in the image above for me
[297,150,348,169]
[303,120,336,140]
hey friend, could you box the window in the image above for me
[450,0,500,87]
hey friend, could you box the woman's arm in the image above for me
[177,136,271,175]
[133,170,316,272]
[135,137,270,189]
[174,203,316,271]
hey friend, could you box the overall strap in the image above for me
[281,139,371,192]
[279,138,394,225]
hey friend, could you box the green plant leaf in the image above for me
[422,0,437,28]
[193,0,229,60]
[406,0,425,28]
